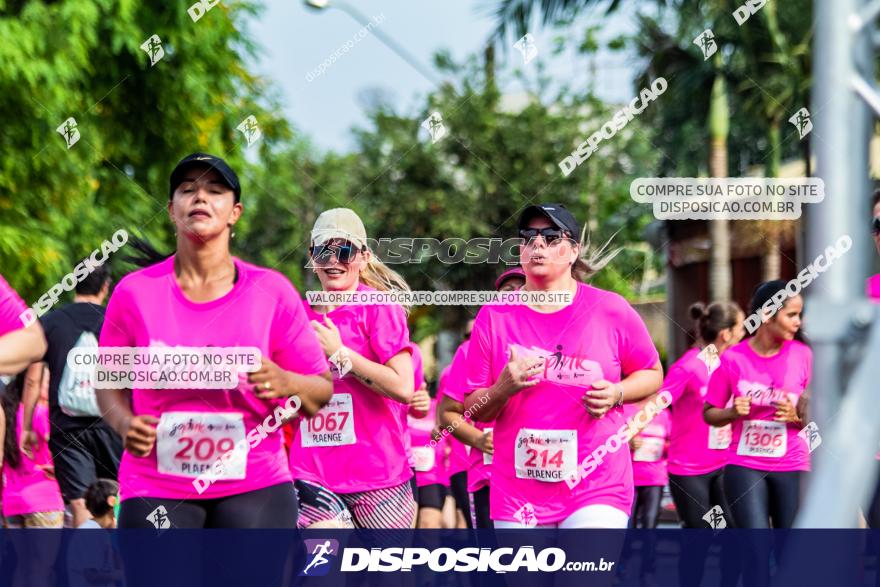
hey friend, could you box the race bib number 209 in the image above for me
[157,412,246,479]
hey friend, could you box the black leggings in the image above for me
[625,486,662,576]
[723,465,800,528]
[630,485,662,529]
[670,470,741,587]
[669,468,734,528]
[472,485,493,529]
[118,482,299,528]
[449,471,472,528]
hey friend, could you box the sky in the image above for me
[249,0,642,153]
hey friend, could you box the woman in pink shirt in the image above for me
[408,395,448,528]
[667,301,744,528]
[0,273,47,376]
[2,365,64,527]
[464,204,663,528]
[404,343,430,521]
[98,153,333,528]
[438,268,524,529]
[623,398,670,583]
[704,280,812,528]
[291,208,417,529]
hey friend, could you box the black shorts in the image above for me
[49,426,123,503]
[417,483,447,510]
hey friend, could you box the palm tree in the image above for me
[735,1,813,279]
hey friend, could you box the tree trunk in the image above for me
[708,74,732,301]
[762,119,782,281]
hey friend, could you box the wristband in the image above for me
[615,384,624,407]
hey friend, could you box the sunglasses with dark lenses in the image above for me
[873,216,880,235]
[519,227,571,245]
[310,242,361,265]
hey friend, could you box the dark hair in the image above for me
[121,236,174,269]
[1,372,26,470]
[84,478,119,517]
[75,263,110,295]
[689,301,742,343]
[873,189,880,210]
[748,280,808,343]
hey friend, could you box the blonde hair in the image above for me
[360,254,413,313]
[571,226,621,282]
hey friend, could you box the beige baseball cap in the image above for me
[310,208,368,249]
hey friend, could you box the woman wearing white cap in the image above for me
[290,208,418,528]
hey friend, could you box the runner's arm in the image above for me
[283,370,333,417]
[464,381,509,422]
[96,388,133,437]
[19,362,44,457]
[0,322,47,375]
[703,402,743,427]
[346,348,414,404]
[617,361,664,403]
[438,394,486,449]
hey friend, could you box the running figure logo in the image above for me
[147,505,171,530]
[328,347,353,378]
[702,505,727,530]
[421,112,447,143]
[789,108,812,139]
[513,33,538,65]
[514,503,538,528]
[237,115,262,147]
[56,117,80,149]
[693,29,717,61]
[140,34,165,67]
[696,344,720,376]
[798,421,822,453]
[300,539,340,576]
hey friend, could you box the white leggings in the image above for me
[493,504,629,529]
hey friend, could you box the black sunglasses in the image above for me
[518,227,571,245]
[310,242,362,265]
[873,216,880,236]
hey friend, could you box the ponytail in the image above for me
[571,226,621,282]
[360,254,412,313]
[689,300,741,344]
[122,236,173,269]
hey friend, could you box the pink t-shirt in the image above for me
[0,273,27,337]
[438,363,470,477]
[465,282,659,523]
[705,339,812,472]
[623,403,669,487]
[408,398,448,487]
[99,257,328,501]
[665,348,729,476]
[290,284,413,493]
[401,343,425,468]
[443,340,494,492]
[868,275,880,300]
[3,405,64,516]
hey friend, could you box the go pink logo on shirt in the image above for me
[736,380,795,407]
[509,344,603,386]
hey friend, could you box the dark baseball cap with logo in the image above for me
[518,203,582,237]
[169,153,241,202]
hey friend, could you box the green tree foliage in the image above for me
[0,0,287,301]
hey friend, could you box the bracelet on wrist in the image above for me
[615,384,624,407]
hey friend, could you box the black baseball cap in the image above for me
[518,203,582,237]
[169,153,241,202]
